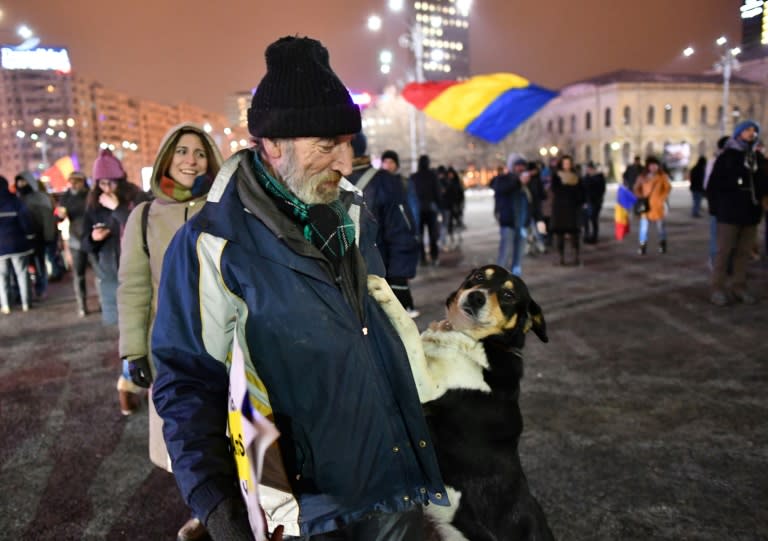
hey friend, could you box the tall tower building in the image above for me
[413,0,471,80]
[740,0,768,59]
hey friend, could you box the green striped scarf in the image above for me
[252,154,355,267]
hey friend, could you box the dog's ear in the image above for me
[523,298,548,343]
[445,290,458,308]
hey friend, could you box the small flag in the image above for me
[402,73,558,143]
[617,185,638,211]
[228,337,280,540]
[614,203,631,241]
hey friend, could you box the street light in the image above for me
[683,36,741,135]
[368,5,427,168]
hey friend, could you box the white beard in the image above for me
[276,142,340,205]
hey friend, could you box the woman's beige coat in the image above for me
[117,123,223,469]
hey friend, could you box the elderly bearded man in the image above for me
[151,36,446,541]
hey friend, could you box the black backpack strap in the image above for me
[141,202,151,257]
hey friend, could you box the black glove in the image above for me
[121,356,153,388]
[206,497,255,541]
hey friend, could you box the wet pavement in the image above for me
[1,188,766,540]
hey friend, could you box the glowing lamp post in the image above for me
[682,35,741,135]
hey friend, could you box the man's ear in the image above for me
[523,299,548,343]
[261,138,282,160]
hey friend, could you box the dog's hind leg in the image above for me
[367,275,439,402]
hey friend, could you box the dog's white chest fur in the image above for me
[421,328,490,399]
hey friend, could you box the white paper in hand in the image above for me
[228,337,280,541]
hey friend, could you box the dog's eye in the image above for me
[471,271,485,282]
[500,290,517,302]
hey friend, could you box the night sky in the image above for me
[4,0,741,115]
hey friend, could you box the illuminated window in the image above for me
[604,107,611,127]
[681,105,688,125]
[647,105,655,125]
[570,114,576,133]
[557,116,564,134]
[585,111,592,130]
[623,106,631,125]
[700,105,708,125]
[664,106,672,126]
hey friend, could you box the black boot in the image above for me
[659,240,667,254]
[638,243,647,255]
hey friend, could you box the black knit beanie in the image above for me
[248,36,362,139]
[381,150,400,168]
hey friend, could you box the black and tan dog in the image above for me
[369,264,553,541]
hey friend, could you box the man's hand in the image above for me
[122,356,153,388]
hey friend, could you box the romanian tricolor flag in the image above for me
[614,186,637,240]
[402,73,558,143]
[41,155,80,193]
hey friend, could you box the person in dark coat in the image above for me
[57,171,92,316]
[707,120,768,305]
[550,156,586,265]
[491,156,531,276]
[409,154,441,265]
[689,156,707,218]
[0,176,34,314]
[348,133,420,317]
[14,171,57,298]
[622,155,642,191]
[581,161,607,244]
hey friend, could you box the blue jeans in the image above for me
[709,215,718,266]
[691,191,704,217]
[638,217,666,244]
[497,225,526,276]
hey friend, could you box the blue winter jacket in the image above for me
[347,162,419,279]
[0,184,34,258]
[491,172,530,228]
[151,151,446,537]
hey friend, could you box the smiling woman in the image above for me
[115,122,223,541]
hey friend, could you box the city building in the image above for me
[501,70,765,180]
[228,90,253,129]
[740,0,768,59]
[413,0,471,80]
[0,44,247,191]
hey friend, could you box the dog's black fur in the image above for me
[424,265,553,541]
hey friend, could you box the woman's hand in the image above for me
[99,192,119,210]
[91,226,111,242]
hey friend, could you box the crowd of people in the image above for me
[2,33,768,541]
[486,119,768,306]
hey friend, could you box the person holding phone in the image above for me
[82,149,145,326]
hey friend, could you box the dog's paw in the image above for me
[428,320,453,332]
[367,275,396,304]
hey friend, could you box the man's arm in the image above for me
[151,226,240,524]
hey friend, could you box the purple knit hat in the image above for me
[92,149,126,181]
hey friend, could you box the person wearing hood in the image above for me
[347,132,420,317]
[82,149,143,326]
[116,123,222,541]
[14,171,57,299]
[707,120,768,306]
[0,176,34,314]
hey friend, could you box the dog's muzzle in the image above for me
[463,290,486,317]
